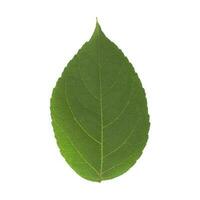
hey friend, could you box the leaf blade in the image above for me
[50,21,150,182]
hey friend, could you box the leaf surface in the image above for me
[50,21,150,182]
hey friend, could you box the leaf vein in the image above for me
[103,99,130,129]
[102,149,140,175]
[64,85,101,144]
[52,118,100,177]
[97,30,104,180]
[78,65,99,101]
[102,69,122,97]
[103,118,140,158]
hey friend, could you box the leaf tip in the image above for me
[95,17,101,32]
[90,18,103,40]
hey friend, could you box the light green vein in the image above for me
[78,64,99,101]
[52,118,100,177]
[103,89,140,129]
[99,65,103,178]
[64,85,101,145]
[102,68,123,97]
[103,117,140,158]
[103,100,130,129]
[96,28,104,179]
[101,149,141,175]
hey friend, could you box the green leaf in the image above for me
[50,20,150,182]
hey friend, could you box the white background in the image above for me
[0,0,200,199]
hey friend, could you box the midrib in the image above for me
[99,64,103,179]
[96,27,104,180]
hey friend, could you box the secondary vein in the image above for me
[64,87,101,144]
[52,118,100,176]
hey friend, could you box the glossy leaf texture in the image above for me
[50,21,150,182]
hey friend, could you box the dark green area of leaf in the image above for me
[50,21,150,182]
